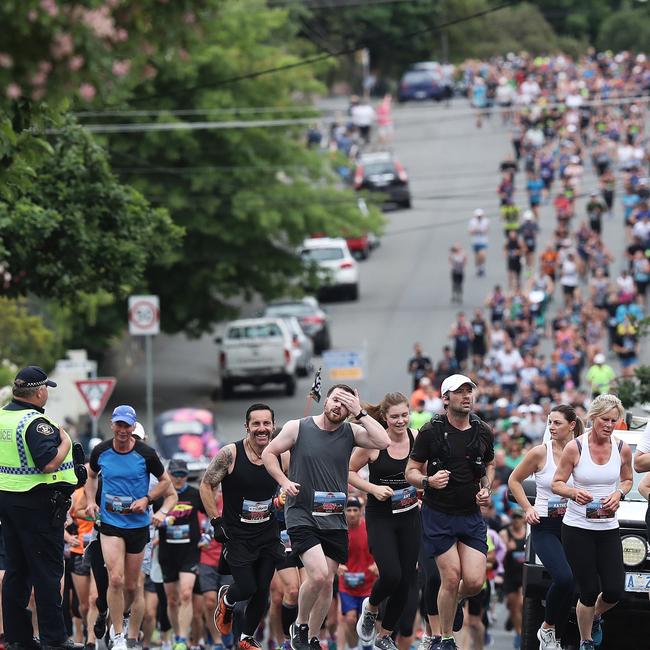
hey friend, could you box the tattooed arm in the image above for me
[199,443,236,518]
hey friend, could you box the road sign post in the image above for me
[75,378,116,437]
[128,295,160,436]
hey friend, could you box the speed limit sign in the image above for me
[128,295,160,335]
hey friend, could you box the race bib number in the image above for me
[167,524,190,542]
[391,486,418,514]
[280,530,292,553]
[343,572,365,588]
[586,499,613,520]
[512,550,525,564]
[105,494,133,514]
[241,498,272,524]
[547,497,567,519]
[312,491,346,516]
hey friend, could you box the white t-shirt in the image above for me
[636,420,650,453]
[468,216,489,246]
[351,104,375,128]
[560,259,579,287]
[496,349,523,384]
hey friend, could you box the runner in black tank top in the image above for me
[200,404,284,650]
[349,393,421,650]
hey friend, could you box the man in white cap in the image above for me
[585,353,616,399]
[406,375,495,650]
[467,208,489,276]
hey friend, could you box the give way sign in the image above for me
[75,378,117,418]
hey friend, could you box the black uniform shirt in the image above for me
[5,398,61,471]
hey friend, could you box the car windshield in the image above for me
[227,323,282,339]
[362,161,394,175]
[302,247,344,262]
[266,303,313,317]
[403,70,433,84]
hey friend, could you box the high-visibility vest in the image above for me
[0,407,76,492]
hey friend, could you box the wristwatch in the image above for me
[421,477,429,490]
[355,409,368,420]
[618,489,626,501]
[146,495,153,505]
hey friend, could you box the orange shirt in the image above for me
[70,487,94,555]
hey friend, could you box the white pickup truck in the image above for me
[216,317,298,398]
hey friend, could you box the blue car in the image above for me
[398,69,445,103]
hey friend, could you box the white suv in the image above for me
[216,317,298,398]
[300,237,359,300]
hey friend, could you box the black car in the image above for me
[263,296,331,354]
[520,425,650,650]
[353,152,411,209]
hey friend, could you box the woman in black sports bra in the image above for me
[348,392,421,650]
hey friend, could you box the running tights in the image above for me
[228,555,277,636]
[367,512,420,631]
[561,524,624,608]
[87,539,109,613]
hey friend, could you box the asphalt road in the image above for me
[102,99,645,649]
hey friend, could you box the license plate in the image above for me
[415,90,426,98]
[625,572,650,592]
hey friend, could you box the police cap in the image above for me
[14,366,57,389]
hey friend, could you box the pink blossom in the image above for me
[79,83,96,101]
[183,12,196,24]
[6,83,22,99]
[106,0,121,7]
[0,53,13,69]
[112,59,131,77]
[38,60,52,73]
[68,55,84,71]
[27,9,38,21]
[82,7,115,39]
[142,64,157,80]
[179,49,189,62]
[114,28,128,42]
[31,70,48,86]
[40,0,59,17]
[50,32,74,60]
[32,87,46,101]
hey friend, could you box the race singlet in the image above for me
[312,491,346,516]
[166,524,190,543]
[512,550,525,564]
[240,498,273,524]
[547,497,567,519]
[105,494,134,514]
[343,572,365,588]
[391,486,418,514]
[586,499,614,520]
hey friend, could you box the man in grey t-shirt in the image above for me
[262,384,390,650]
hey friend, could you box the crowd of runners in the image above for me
[1,49,649,650]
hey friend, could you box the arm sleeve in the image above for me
[139,443,165,479]
[24,418,59,471]
[410,427,432,463]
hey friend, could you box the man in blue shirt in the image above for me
[86,406,171,650]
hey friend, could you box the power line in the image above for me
[121,1,517,105]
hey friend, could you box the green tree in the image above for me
[106,0,383,335]
[597,7,650,53]
[0,297,60,370]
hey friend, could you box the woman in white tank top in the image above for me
[508,405,581,649]
[551,394,633,650]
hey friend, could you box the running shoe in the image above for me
[94,610,108,640]
[432,639,457,650]
[126,640,140,650]
[307,639,320,650]
[591,616,603,647]
[452,600,465,632]
[239,638,262,650]
[356,598,378,644]
[172,643,188,650]
[214,585,234,636]
[417,635,434,650]
[513,633,521,649]
[579,643,595,650]
[537,625,559,650]
[374,636,398,650]
[113,635,127,650]
[289,624,309,650]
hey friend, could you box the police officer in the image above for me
[0,366,78,650]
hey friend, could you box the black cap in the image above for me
[14,366,57,389]
[346,496,362,509]
[168,458,189,476]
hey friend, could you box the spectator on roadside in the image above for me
[585,353,617,398]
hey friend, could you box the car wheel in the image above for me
[296,364,309,378]
[221,379,234,400]
[401,199,412,209]
[521,597,545,650]
[285,375,297,397]
[359,246,370,260]
[349,283,359,301]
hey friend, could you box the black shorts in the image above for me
[70,552,91,577]
[420,506,487,558]
[222,532,284,569]
[562,284,576,296]
[158,542,200,583]
[278,552,304,571]
[144,574,157,593]
[100,523,149,555]
[287,526,349,565]
[198,563,233,594]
